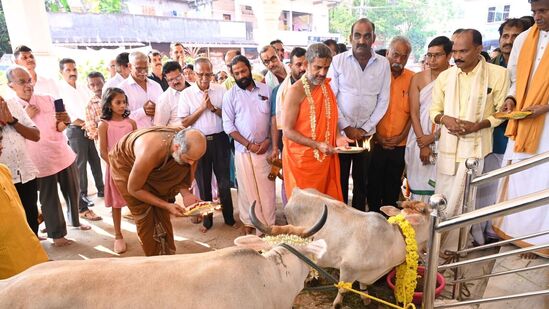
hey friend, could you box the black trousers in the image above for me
[339,149,370,211]
[66,126,104,197]
[38,162,83,239]
[195,132,235,228]
[14,178,39,235]
[367,143,406,213]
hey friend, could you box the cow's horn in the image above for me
[300,205,328,238]
[249,201,272,235]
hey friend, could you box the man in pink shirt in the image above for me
[8,66,98,246]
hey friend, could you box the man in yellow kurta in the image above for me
[0,125,48,279]
[429,29,510,253]
[282,43,350,201]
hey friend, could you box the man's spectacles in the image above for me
[425,53,446,60]
[196,73,214,79]
[11,79,33,86]
[166,74,184,84]
[134,67,148,74]
[262,56,279,66]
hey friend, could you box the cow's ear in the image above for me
[234,235,271,251]
[380,206,401,217]
[300,239,327,260]
[405,213,426,225]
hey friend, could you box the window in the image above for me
[487,6,496,23]
[223,14,231,21]
[292,12,312,31]
[279,11,290,30]
[503,5,510,20]
[241,5,253,15]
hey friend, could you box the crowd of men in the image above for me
[1,0,548,278]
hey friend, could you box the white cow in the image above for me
[285,188,431,308]
[0,205,327,309]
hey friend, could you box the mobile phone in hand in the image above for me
[54,99,65,113]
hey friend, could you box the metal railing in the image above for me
[423,151,549,309]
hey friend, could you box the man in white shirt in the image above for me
[57,58,104,209]
[119,51,163,129]
[153,61,190,126]
[13,45,59,99]
[179,58,236,233]
[328,18,391,211]
[259,45,288,90]
[103,52,130,92]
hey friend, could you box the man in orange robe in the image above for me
[282,43,351,201]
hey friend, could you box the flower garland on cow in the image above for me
[387,205,420,306]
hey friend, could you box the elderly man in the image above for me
[430,29,509,253]
[0,125,49,279]
[179,58,236,233]
[282,43,350,201]
[0,87,40,235]
[223,55,275,235]
[493,0,549,259]
[153,61,191,127]
[103,52,130,91]
[170,42,186,67]
[57,58,104,210]
[13,45,59,99]
[148,50,169,91]
[367,36,413,213]
[270,39,285,61]
[8,66,94,246]
[119,51,163,129]
[405,36,452,202]
[328,18,391,210]
[109,127,206,256]
[260,45,288,90]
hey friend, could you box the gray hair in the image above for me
[5,65,30,83]
[173,128,190,155]
[194,57,213,70]
[259,45,276,56]
[305,43,333,63]
[388,36,412,54]
[129,51,148,64]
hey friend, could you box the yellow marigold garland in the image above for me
[388,214,419,305]
[301,74,331,162]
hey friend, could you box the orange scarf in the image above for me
[505,25,549,153]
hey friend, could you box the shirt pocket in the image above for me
[257,98,271,114]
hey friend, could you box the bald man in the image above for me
[222,50,264,90]
[109,127,206,256]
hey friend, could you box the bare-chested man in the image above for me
[109,127,206,256]
[404,36,452,202]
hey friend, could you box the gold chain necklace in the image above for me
[301,75,331,162]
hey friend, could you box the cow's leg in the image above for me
[358,282,371,305]
[332,268,353,309]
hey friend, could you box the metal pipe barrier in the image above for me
[456,229,549,254]
[449,263,549,284]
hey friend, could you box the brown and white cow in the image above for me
[285,188,431,308]
[0,204,328,309]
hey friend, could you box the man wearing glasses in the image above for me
[259,45,288,90]
[153,61,191,126]
[119,51,163,129]
[178,58,236,233]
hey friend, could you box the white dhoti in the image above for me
[234,151,276,230]
[405,81,436,201]
[492,120,549,258]
[435,160,484,254]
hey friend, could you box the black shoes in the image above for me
[80,194,94,207]
[97,190,104,198]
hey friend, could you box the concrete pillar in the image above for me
[1,0,58,76]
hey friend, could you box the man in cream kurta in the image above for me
[429,29,509,253]
[492,2,549,258]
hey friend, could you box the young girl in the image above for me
[98,88,136,254]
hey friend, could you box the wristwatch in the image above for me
[211,106,218,113]
[7,117,18,126]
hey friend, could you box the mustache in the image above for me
[69,75,77,78]
[391,63,403,69]
[356,44,369,49]
[502,44,513,49]
[454,59,464,64]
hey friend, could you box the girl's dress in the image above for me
[104,118,134,208]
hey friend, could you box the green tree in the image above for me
[0,2,11,57]
[99,0,122,13]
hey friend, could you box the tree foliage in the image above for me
[329,0,457,60]
[0,2,11,57]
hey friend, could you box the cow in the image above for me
[0,204,328,309]
[285,188,431,309]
